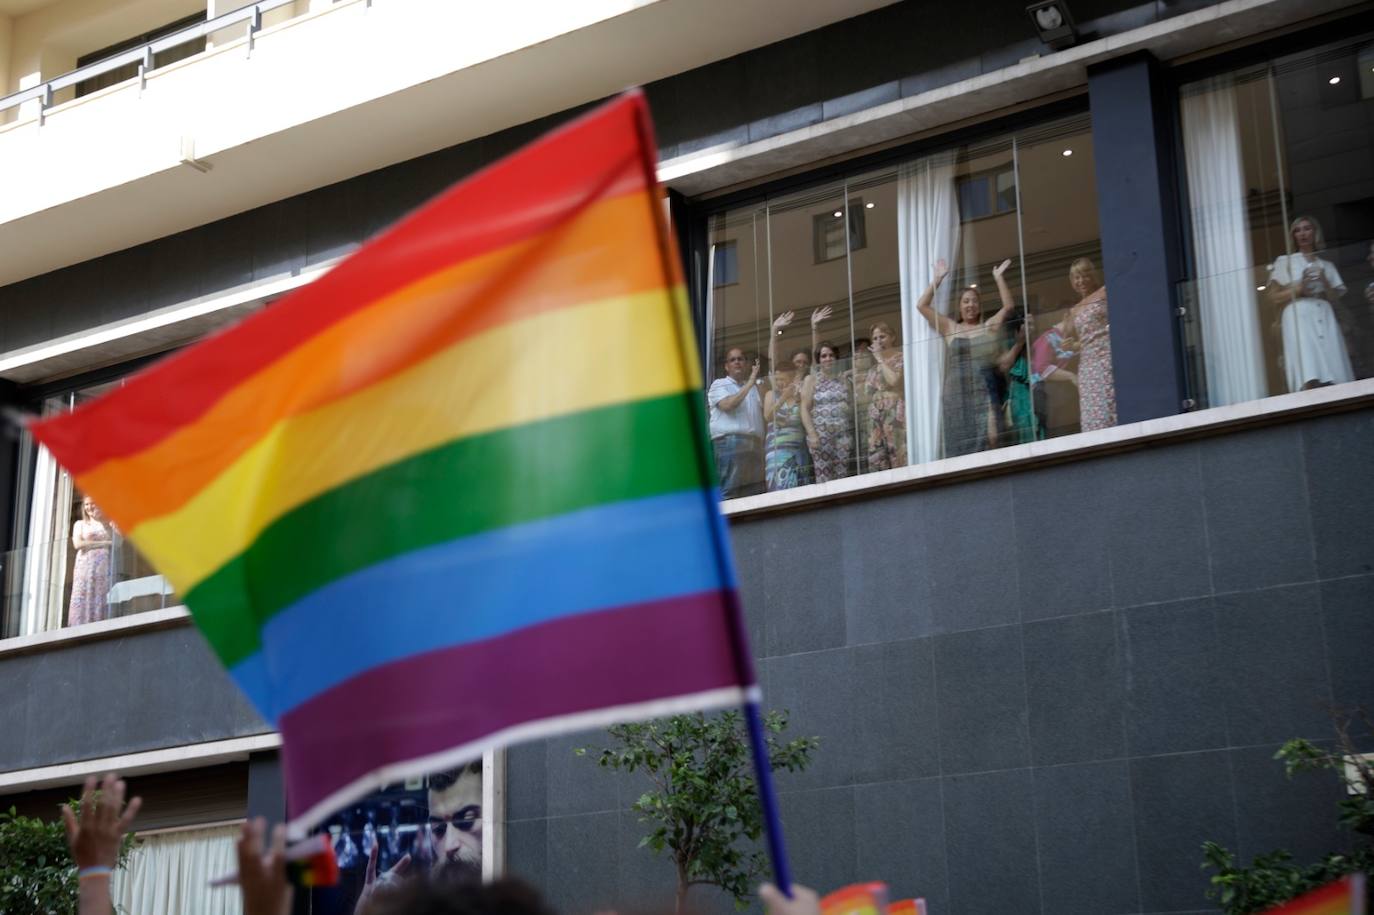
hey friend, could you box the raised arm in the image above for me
[768,311,795,389]
[809,306,833,371]
[916,259,956,336]
[988,258,1019,330]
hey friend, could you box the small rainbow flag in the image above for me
[1261,875,1367,915]
[29,92,754,831]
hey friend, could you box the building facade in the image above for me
[1,0,1372,912]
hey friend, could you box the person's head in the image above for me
[815,341,840,373]
[358,874,555,915]
[852,337,873,367]
[1289,215,1324,253]
[426,761,482,878]
[1069,258,1099,299]
[80,495,102,522]
[788,348,811,376]
[870,322,898,352]
[958,286,983,324]
[723,347,750,382]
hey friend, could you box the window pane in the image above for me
[1013,114,1105,438]
[767,181,853,490]
[707,207,768,499]
[847,169,900,476]
[1180,33,1374,408]
[1,381,181,640]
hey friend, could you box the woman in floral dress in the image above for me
[802,341,854,482]
[67,495,113,627]
[1056,258,1115,431]
[763,320,815,491]
[864,322,907,470]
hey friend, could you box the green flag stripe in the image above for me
[185,391,715,668]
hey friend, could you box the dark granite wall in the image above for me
[504,409,1374,915]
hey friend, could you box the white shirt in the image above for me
[707,376,764,440]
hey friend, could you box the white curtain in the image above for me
[897,151,961,464]
[112,824,243,915]
[18,439,68,635]
[1182,76,1267,406]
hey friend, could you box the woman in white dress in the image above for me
[1268,215,1354,391]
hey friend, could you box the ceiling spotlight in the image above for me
[833,210,843,218]
[865,202,875,209]
[1061,148,1073,157]
[1257,285,1267,292]
[1026,0,1077,50]
[1329,76,1342,85]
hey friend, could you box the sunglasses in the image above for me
[428,804,481,837]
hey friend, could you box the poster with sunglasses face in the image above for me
[308,760,483,914]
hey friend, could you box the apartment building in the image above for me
[1,0,1372,912]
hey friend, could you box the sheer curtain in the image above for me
[897,151,961,464]
[1182,75,1267,406]
[112,824,243,915]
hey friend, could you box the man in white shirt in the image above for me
[707,347,765,499]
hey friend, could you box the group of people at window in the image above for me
[708,256,1115,500]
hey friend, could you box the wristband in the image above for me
[78,866,112,880]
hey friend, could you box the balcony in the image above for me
[0,0,896,288]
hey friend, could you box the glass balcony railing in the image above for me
[0,533,179,641]
[1177,240,1374,411]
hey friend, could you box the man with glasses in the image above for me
[707,347,765,499]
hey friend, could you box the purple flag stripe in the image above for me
[279,588,745,821]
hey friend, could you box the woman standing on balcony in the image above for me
[68,495,113,627]
[1056,257,1115,431]
[802,338,854,482]
[864,321,906,470]
[916,258,1020,456]
[1267,215,1354,392]
[763,312,815,491]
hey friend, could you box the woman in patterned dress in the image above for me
[915,258,1021,456]
[1055,258,1115,431]
[864,322,907,471]
[763,311,815,491]
[802,340,855,482]
[67,495,113,627]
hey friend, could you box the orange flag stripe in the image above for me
[78,188,665,529]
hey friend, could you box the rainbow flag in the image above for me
[28,92,755,830]
[1261,875,1367,915]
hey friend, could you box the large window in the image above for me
[1179,33,1374,408]
[703,113,1105,499]
[1,378,178,640]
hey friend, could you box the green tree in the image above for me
[0,799,135,915]
[1202,707,1374,914]
[579,709,818,914]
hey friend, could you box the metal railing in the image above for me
[0,0,301,122]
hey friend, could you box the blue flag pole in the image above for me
[744,697,794,897]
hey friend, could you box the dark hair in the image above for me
[428,760,482,793]
[815,340,839,362]
[788,348,810,364]
[361,875,555,915]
